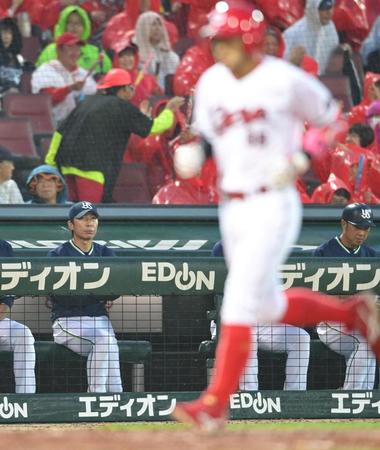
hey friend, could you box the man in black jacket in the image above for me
[46,68,183,202]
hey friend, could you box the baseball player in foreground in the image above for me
[172,1,380,431]
[48,201,122,392]
[314,203,378,389]
[0,240,35,393]
[212,241,310,391]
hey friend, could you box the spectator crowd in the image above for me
[0,0,379,206]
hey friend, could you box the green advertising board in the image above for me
[1,256,379,296]
[0,391,379,423]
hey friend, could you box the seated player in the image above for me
[0,239,35,393]
[313,203,378,389]
[48,201,122,393]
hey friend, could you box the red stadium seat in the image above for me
[2,93,55,136]
[113,162,152,203]
[0,118,38,158]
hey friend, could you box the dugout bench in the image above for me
[0,340,152,393]
[199,296,348,390]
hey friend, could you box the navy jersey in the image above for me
[0,240,15,308]
[313,236,378,257]
[212,241,224,257]
[48,240,117,321]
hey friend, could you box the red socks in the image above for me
[282,287,353,327]
[204,324,251,411]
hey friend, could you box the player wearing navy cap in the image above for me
[314,203,378,389]
[48,201,122,392]
[314,203,377,258]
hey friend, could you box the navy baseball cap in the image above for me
[341,203,376,228]
[0,146,16,162]
[318,0,334,10]
[68,201,99,220]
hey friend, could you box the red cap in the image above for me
[97,68,132,89]
[56,32,84,47]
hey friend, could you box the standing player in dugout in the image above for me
[172,0,380,431]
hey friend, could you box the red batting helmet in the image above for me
[201,1,266,53]
[97,68,132,90]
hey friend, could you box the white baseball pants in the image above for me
[53,316,123,393]
[219,187,301,325]
[240,324,310,391]
[0,318,35,393]
[317,322,376,390]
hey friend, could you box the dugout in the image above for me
[0,204,379,394]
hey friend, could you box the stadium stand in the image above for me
[0,117,38,158]
[2,93,55,137]
[112,162,152,204]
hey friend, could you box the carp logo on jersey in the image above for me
[213,107,267,135]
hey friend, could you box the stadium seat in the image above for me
[112,162,152,203]
[2,93,55,137]
[319,74,353,112]
[19,72,32,95]
[0,117,38,157]
[21,36,41,63]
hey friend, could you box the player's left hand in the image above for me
[271,153,309,188]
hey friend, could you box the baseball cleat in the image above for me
[347,291,380,360]
[172,396,226,432]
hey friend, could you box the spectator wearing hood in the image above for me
[32,32,97,125]
[366,96,380,154]
[26,164,70,204]
[35,5,112,74]
[173,37,214,97]
[0,147,23,204]
[112,37,162,107]
[311,173,351,204]
[283,0,339,75]
[348,72,380,126]
[135,11,180,91]
[360,16,380,74]
[0,17,23,94]
[311,122,377,204]
[264,25,319,75]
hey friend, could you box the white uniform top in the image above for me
[0,180,24,204]
[194,56,338,194]
[31,60,97,125]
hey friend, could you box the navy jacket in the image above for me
[313,237,378,257]
[0,240,15,308]
[48,240,117,321]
